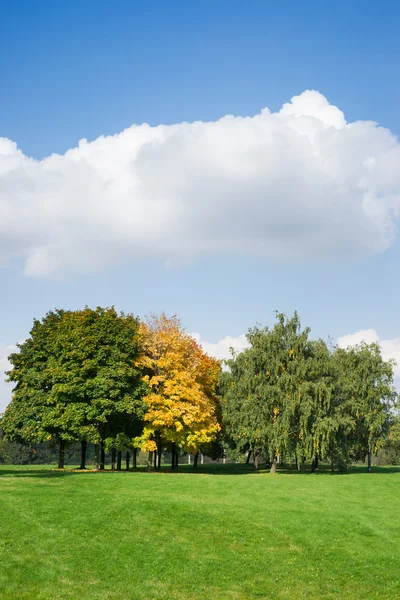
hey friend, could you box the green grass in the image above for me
[1,464,400,599]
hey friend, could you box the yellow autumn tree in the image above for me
[134,314,221,468]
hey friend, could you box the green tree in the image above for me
[1,310,66,465]
[334,342,396,472]
[223,312,324,472]
[223,313,355,473]
[2,307,146,468]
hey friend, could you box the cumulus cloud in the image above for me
[191,333,249,360]
[337,329,400,377]
[0,344,17,414]
[1,90,400,277]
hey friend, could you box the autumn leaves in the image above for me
[133,314,221,463]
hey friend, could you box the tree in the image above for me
[2,307,146,468]
[223,313,316,471]
[222,313,342,472]
[334,342,396,472]
[133,314,221,468]
[1,310,68,467]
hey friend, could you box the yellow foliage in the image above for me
[134,314,221,454]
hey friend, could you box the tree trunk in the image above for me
[133,448,137,469]
[80,440,87,470]
[100,441,105,470]
[94,443,100,470]
[117,451,122,471]
[147,451,153,472]
[126,452,130,471]
[246,450,252,464]
[254,451,259,470]
[315,453,319,469]
[311,458,316,473]
[270,456,277,474]
[367,446,372,473]
[175,448,179,468]
[331,458,334,472]
[58,439,65,469]
[153,450,157,469]
[111,448,116,470]
[193,452,199,468]
[171,443,176,470]
[157,437,162,470]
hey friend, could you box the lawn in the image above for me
[1,464,399,599]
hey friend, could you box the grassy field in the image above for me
[1,463,399,599]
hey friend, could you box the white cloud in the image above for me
[1,90,400,277]
[0,344,17,414]
[191,333,249,360]
[337,329,400,377]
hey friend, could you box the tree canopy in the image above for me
[133,314,221,468]
[1,307,146,468]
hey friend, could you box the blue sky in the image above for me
[1,1,400,409]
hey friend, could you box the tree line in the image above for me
[0,308,398,473]
[0,308,220,470]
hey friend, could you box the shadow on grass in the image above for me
[269,465,400,476]
[0,467,84,478]
[1,463,399,478]
[0,463,259,478]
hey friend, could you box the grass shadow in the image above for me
[271,464,400,476]
[1,463,399,479]
[0,467,85,478]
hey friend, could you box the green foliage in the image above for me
[0,435,7,464]
[375,412,400,465]
[223,313,333,463]
[1,307,146,455]
[222,312,397,471]
[333,342,396,470]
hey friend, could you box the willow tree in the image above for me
[334,342,396,472]
[222,313,310,470]
[133,314,221,469]
[222,312,340,472]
